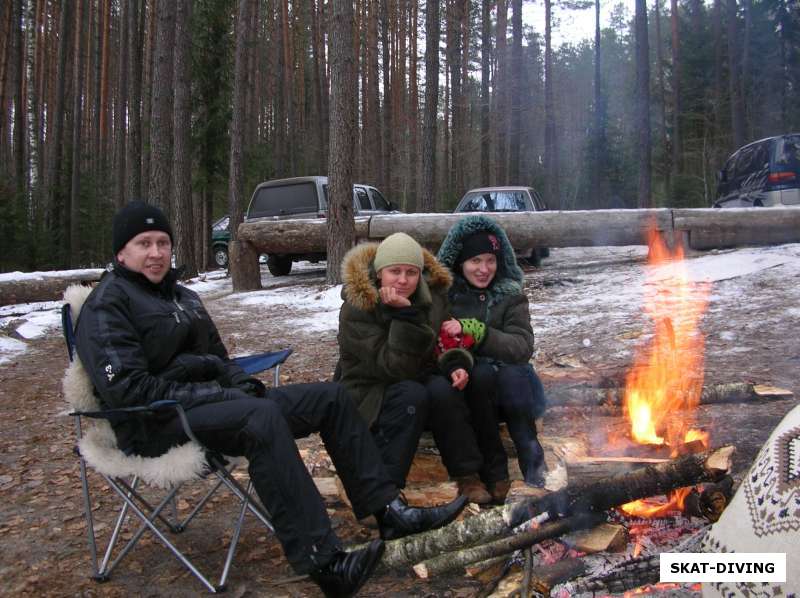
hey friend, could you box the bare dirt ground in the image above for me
[1,247,798,597]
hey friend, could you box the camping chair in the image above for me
[61,284,293,592]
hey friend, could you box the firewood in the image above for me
[753,384,794,399]
[379,447,733,571]
[566,555,660,594]
[569,522,628,553]
[682,475,734,522]
[529,557,587,595]
[412,513,602,579]
[594,382,779,407]
[566,456,669,485]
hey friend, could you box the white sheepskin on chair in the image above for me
[62,283,208,489]
[79,424,207,488]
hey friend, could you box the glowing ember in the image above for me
[619,227,712,517]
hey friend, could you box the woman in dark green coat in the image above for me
[335,233,485,493]
[437,215,547,499]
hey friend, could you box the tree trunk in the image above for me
[509,0,522,185]
[712,0,724,163]
[419,0,439,212]
[379,446,733,570]
[635,0,652,208]
[70,0,87,266]
[229,0,260,292]
[654,0,669,195]
[407,0,419,211]
[173,0,195,277]
[127,0,144,201]
[149,0,175,215]
[727,0,744,149]
[543,0,557,203]
[46,1,72,238]
[114,0,128,209]
[480,0,491,186]
[670,0,682,174]
[380,0,392,198]
[495,0,508,185]
[326,0,357,285]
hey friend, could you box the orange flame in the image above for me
[623,228,710,449]
[619,227,711,518]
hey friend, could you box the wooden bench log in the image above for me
[0,270,103,306]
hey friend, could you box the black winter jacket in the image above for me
[75,264,248,455]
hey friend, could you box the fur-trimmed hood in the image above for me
[341,242,453,312]
[437,214,524,302]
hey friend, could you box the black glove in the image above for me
[160,353,227,382]
[226,368,267,397]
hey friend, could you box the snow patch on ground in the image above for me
[0,335,27,364]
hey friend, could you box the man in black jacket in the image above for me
[75,201,466,597]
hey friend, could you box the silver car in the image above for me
[453,186,550,266]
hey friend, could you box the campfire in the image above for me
[616,227,712,518]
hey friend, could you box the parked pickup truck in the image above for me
[213,176,397,275]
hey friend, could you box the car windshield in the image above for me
[458,191,528,212]
[212,216,229,231]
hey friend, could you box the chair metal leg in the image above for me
[101,474,218,593]
[75,418,101,579]
[218,480,253,590]
[98,476,139,576]
[214,469,273,531]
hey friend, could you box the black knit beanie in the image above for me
[457,231,502,265]
[112,201,173,254]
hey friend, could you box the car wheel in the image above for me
[267,255,292,276]
[213,245,229,268]
[525,249,542,268]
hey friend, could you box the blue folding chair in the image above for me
[61,284,292,592]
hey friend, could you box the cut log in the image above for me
[673,207,800,250]
[237,217,371,254]
[569,522,628,553]
[566,456,669,485]
[412,513,603,578]
[0,271,102,306]
[529,558,587,595]
[379,446,733,570]
[753,384,794,399]
[565,555,660,595]
[596,382,760,407]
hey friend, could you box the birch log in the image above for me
[379,446,733,569]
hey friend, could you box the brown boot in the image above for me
[490,479,511,504]
[455,474,492,505]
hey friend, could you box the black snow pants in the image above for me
[142,382,398,574]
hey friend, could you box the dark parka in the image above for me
[436,215,534,365]
[336,243,473,427]
[75,265,250,455]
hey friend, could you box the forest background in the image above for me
[0,0,798,277]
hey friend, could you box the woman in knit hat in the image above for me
[335,232,488,501]
[437,215,548,502]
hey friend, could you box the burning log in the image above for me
[596,382,762,407]
[379,446,733,571]
[412,513,603,579]
[566,456,669,486]
[564,554,661,594]
[682,475,734,522]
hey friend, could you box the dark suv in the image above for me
[714,134,800,208]
[454,186,550,266]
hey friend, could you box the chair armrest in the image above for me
[70,401,204,448]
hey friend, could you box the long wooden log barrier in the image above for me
[237,207,800,257]
[0,270,103,306]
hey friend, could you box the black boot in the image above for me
[376,494,468,541]
[309,539,385,598]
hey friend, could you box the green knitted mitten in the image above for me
[459,318,486,345]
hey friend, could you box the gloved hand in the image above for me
[459,318,486,345]
[226,368,267,397]
[160,353,227,382]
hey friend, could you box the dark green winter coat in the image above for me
[437,215,534,365]
[335,242,473,427]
